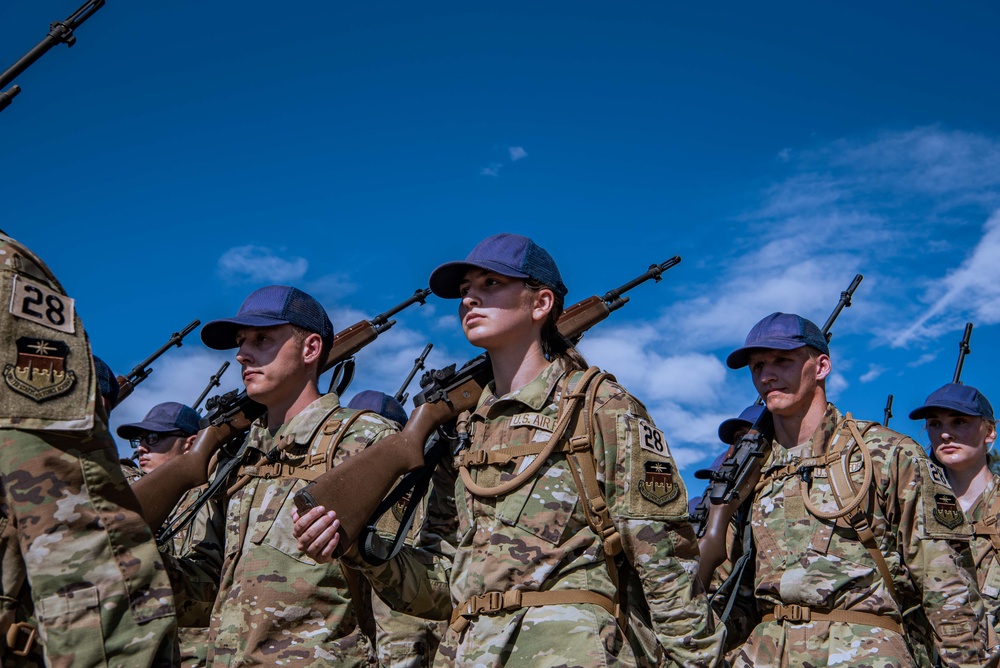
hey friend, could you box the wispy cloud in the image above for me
[508,146,528,162]
[480,144,529,176]
[480,163,501,177]
[859,364,886,383]
[218,245,308,284]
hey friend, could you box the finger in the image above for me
[291,505,329,538]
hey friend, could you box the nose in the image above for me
[136,443,149,455]
[236,343,252,366]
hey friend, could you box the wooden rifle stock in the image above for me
[293,256,683,556]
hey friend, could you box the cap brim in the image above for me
[726,339,813,369]
[200,315,291,350]
[116,420,179,439]
[429,260,531,299]
[908,401,981,420]
[718,418,752,444]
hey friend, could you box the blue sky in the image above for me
[3,1,1000,493]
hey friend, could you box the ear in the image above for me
[302,332,324,365]
[529,288,555,324]
[813,354,832,381]
[182,434,197,454]
[985,422,997,447]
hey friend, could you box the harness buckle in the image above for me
[796,465,814,484]
[776,604,811,623]
[6,622,36,656]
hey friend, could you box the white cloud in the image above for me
[218,245,308,284]
[480,163,501,177]
[892,209,1000,346]
[508,146,528,162]
[859,364,886,383]
[908,353,937,368]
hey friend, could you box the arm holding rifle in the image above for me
[130,289,432,532]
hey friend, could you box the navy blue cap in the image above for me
[201,285,334,351]
[718,404,766,444]
[93,356,119,408]
[909,383,995,422]
[117,402,202,439]
[347,390,408,426]
[727,312,830,369]
[429,233,568,299]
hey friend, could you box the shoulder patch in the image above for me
[9,274,75,334]
[510,412,555,433]
[3,337,77,402]
[638,459,680,506]
[620,413,688,519]
[917,458,973,539]
[636,417,670,458]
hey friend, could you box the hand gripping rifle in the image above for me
[690,273,862,588]
[114,319,200,407]
[293,257,683,558]
[193,361,231,412]
[0,0,105,114]
[131,289,432,532]
[953,322,973,384]
[395,343,433,406]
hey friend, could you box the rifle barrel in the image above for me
[193,361,231,411]
[952,322,974,384]
[124,319,200,384]
[371,288,431,333]
[821,274,863,340]
[395,343,433,405]
[602,256,681,311]
[883,394,894,427]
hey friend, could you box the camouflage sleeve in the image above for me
[591,381,725,668]
[348,449,456,622]
[889,439,994,667]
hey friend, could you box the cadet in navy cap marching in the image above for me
[294,233,724,667]
[0,233,178,665]
[721,312,995,667]
[911,383,1000,638]
[163,285,401,667]
[119,400,224,667]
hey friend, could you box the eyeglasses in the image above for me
[130,431,184,449]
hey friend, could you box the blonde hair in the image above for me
[525,279,588,371]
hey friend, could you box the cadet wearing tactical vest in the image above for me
[0,231,178,666]
[346,390,447,668]
[294,234,724,667]
[724,312,995,667]
[911,383,1000,638]
[163,286,399,667]
[118,402,224,668]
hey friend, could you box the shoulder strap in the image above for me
[810,416,902,606]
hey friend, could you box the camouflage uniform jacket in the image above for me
[968,472,1000,637]
[734,403,993,668]
[0,231,177,667]
[352,359,724,668]
[201,393,396,667]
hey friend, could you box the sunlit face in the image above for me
[135,432,189,473]
[458,269,544,351]
[925,409,996,474]
[747,346,830,418]
[235,324,311,407]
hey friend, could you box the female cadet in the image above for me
[910,383,1000,636]
[294,233,723,667]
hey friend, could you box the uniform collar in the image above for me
[770,402,843,466]
[475,358,567,418]
[257,392,343,445]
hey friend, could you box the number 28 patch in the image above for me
[9,275,75,334]
[637,418,670,459]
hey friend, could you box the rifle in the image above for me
[394,343,433,405]
[691,273,863,588]
[115,320,200,406]
[0,0,105,114]
[293,256,684,557]
[131,290,432,532]
[193,361,231,412]
[952,323,973,384]
[883,394,894,428]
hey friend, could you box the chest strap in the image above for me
[973,514,1000,552]
[762,603,902,636]
[449,589,621,634]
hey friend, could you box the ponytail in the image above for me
[526,279,588,372]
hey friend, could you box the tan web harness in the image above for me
[450,367,630,634]
[756,416,904,636]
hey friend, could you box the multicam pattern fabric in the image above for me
[352,359,724,667]
[171,393,396,667]
[0,232,177,667]
[0,426,178,668]
[733,403,994,668]
[968,473,1000,637]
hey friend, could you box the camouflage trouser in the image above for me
[373,596,445,668]
[178,627,209,668]
[0,428,178,668]
[733,619,916,668]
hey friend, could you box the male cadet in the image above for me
[723,312,996,667]
[346,390,446,668]
[0,231,177,666]
[164,286,399,667]
[118,402,223,668]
